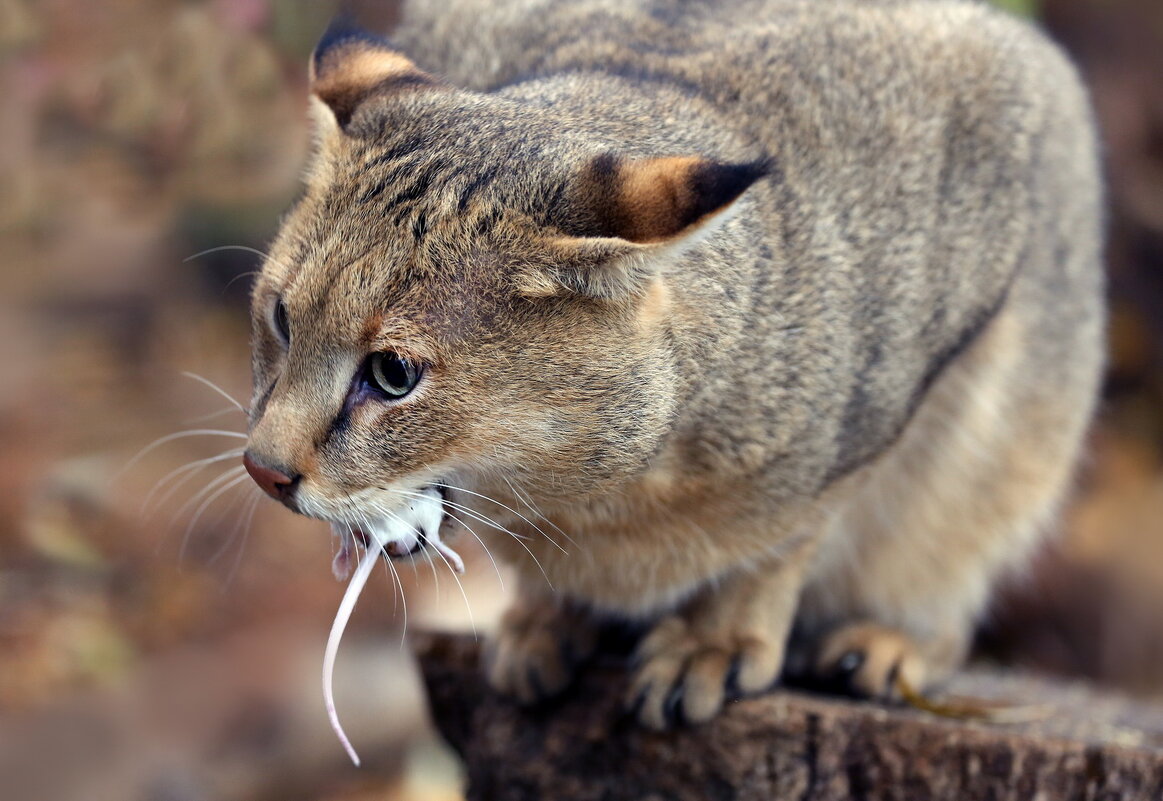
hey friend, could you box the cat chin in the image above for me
[328,485,463,580]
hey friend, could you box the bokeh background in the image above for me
[1,0,1161,798]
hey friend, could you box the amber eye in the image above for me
[366,352,421,399]
[273,298,291,344]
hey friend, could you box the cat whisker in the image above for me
[199,483,255,568]
[220,491,263,586]
[183,244,293,276]
[118,429,248,480]
[221,271,261,294]
[367,498,477,639]
[180,371,248,415]
[437,481,569,556]
[168,463,249,530]
[444,513,506,592]
[391,487,529,542]
[376,503,442,601]
[140,448,245,518]
[186,406,248,425]
[389,487,554,591]
[152,465,249,561]
[425,538,478,639]
[179,472,252,566]
[353,507,409,645]
[502,476,578,550]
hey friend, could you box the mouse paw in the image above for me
[814,622,926,700]
[485,601,597,705]
[626,616,783,730]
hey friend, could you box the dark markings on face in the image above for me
[251,377,279,425]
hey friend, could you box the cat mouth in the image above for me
[329,484,463,579]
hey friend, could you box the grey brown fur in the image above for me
[245,0,1104,728]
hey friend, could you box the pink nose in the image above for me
[243,452,298,502]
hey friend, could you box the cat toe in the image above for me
[626,617,782,729]
[814,623,926,700]
[485,603,597,704]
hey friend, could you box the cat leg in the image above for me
[626,539,813,730]
[485,588,600,704]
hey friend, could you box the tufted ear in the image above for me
[309,16,443,132]
[530,153,770,298]
[573,153,769,244]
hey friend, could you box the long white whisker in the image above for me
[210,488,260,569]
[183,245,293,276]
[379,504,441,602]
[425,538,477,639]
[391,488,529,541]
[141,449,245,518]
[354,508,408,645]
[180,371,248,414]
[388,488,553,591]
[438,481,569,555]
[504,477,579,549]
[168,464,249,531]
[186,406,247,425]
[222,270,260,293]
[117,429,248,480]
[222,492,263,586]
[445,513,506,592]
[200,486,255,571]
[364,497,476,638]
[179,473,251,565]
[381,542,409,647]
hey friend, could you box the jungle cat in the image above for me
[243,0,1104,729]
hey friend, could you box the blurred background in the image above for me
[0,0,1161,798]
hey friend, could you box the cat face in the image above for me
[242,26,765,556]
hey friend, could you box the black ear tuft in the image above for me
[682,158,773,231]
[568,153,772,244]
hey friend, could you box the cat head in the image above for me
[242,20,767,555]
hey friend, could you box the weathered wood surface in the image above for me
[413,632,1163,800]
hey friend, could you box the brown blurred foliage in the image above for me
[0,0,1161,798]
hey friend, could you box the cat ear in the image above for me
[532,154,770,298]
[308,16,442,133]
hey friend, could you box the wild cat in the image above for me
[239,0,1104,750]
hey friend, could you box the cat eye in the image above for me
[366,352,422,399]
[273,298,291,344]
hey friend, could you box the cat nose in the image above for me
[243,452,301,505]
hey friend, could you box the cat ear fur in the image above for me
[532,154,771,299]
[308,16,443,133]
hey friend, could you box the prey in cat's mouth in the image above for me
[327,484,464,580]
[313,482,465,766]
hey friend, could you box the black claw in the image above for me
[884,659,902,697]
[663,681,686,729]
[835,649,865,678]
[824,649,866,697]
[625,685,648,718]
[724,656,744,699]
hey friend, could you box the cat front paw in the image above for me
[485,600,598,705]
[812,622,927,699]
[625,616,784,730]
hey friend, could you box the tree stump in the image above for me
[412,632,1163,800]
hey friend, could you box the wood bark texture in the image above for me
[413,632,1163,800]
